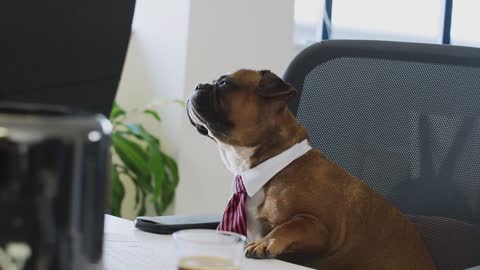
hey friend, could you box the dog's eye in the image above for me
[218,80,227,87]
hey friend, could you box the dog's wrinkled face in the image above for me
[186,69,296,147]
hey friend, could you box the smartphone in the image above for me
[134,214,221,234]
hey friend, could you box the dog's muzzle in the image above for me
[194,83,219,113]
[186,99,209,136]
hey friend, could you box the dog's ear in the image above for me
[257,70,297,100]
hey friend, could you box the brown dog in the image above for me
[186,69,436,269]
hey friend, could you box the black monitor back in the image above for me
[0,0,136,116]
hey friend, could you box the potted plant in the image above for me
[109,102,180,217]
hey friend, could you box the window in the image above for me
[451,0,480,47]
[332,0,444,43]
[294,0,325,47]
[294,0,480,48]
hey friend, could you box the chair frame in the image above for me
[285,40,480,116]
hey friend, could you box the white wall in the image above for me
[115,0,296,218]
[175,0,296,215]
[115,0,190,219]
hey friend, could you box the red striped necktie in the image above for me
[217,175,247,236]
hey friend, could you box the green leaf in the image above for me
[143,109,161,122]
[110,166,125,217]
[162,153,179,187]
[153,199,165,215]
[137,190,147,216]
[121,174,143,208]
[112,133,152,192]
[112,133,148,176]
[124,123,160,145]
[110,102,126,120]
[137,175,153,193]
[147,144,165,202]
[134,184,141,208]
[173,99,186,107]
[161,178,175,207]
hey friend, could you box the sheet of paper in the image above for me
[102,233,176,270]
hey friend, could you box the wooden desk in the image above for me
[103,215,312,269]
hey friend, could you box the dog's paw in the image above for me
[244,238,286,259]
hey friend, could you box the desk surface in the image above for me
[103,214,312,270]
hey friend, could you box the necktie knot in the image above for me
[234,175,247,194]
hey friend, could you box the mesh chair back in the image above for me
[284,40,480,270]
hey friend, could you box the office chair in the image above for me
[284,40,480,270]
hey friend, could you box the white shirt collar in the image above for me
[239,139,312,197]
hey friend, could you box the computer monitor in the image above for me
[0,1,136,269]
[0,0,136,116]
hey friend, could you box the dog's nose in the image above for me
[195,83,212,91]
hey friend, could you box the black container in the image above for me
[0,103,111,270]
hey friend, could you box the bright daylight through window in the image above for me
[294,0,480,48]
